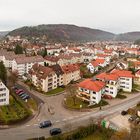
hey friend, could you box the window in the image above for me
[110,92,113,94]
[92,91,96,94]
[110,87,113,89]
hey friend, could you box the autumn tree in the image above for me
[65,84,78,105]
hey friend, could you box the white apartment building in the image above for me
[77,79,105,105]
[96,73,119,98]
[12,56,45,76]
[111,69,133,92]
[0,80,9,106]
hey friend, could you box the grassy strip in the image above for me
[116,94,127,99]
[0,95,31,125]
[64,97,108,109]
[45,87,65,95]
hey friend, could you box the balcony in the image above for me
[78,92,90,97]
[77,95,90,102]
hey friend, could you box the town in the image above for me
[0,34,140,140]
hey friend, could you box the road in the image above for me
[0,86,140,140]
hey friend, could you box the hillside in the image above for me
[115,32,140,42]
[0,31,9,39]
[8,24,115,42]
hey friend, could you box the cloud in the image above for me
[0,0,140,33]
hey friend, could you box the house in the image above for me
[29,64,58,92]
[12,56,45,76]
[77,79,105,105]
[134,61,140,70]
[87,58,106,73]
[0,80,9,106]
[61,64,81,85]
[111,69,134,92]
[135,70,140,82]
[96,73,119,98]
[87,61,99,73]
[116,61,128,70]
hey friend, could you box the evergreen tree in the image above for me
[0,61,7,84]
[14,44,23,54]
[42,48,47,57]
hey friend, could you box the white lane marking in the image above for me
[33,124,38,126]
[26,124,31,127]
[62,118,67,121]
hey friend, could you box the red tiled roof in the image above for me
[78,79,105,92]
[95,59,105,64]
[96,54,109,58]
[91,61,99,67]
[111,69,134,78]
[135,70,140,75]
[61,64,80,73]
[96,72,119,81]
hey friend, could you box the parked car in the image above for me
[134,117,140,124]
[18,92,25,96]
[22,95,30,100]
[128,116,137,122]
[16,89,24,94]
[121,110,128,116]
[20,93,28,98]
[39,120,52,128]
[50,128,62,136]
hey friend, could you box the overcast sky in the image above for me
[0,0,140,33]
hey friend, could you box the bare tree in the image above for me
[65,84,78,106]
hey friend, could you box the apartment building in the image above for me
[77,79,105,105]
[0,80,9,106]
[96,73,119,98]
[12,56,45,76]
[111,69,133,92]
[61,64,81,85]
[29,64,58,92]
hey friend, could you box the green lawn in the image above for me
[64,97,108,110]
[45,87,65,95]
[116,94,127,99]
[0,95,31,124]
[82,131,106,140]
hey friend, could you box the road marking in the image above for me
[55,120,60,123]
[26,124,31,127]
[33,124,38,126]
[62,118,67,121]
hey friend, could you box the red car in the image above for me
[16,89,24,94]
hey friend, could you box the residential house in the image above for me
[77,79,105,105]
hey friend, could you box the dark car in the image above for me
[128,116,137,122]
[50,128,62,136]
[22,95,30,100]
[121,110,127,116]
[39,120,52,128]
[18,92,25,96]
[20,93,28,98]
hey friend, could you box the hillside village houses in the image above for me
[0,80,9,106]
[77,69,134,105]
